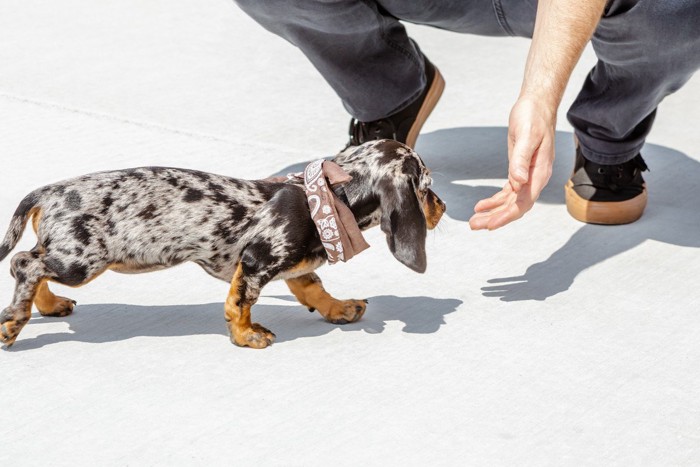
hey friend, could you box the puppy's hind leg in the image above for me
[1,247,106,347]
[225,262,275,349]
[286,273,367,324]
[1,252,49,347]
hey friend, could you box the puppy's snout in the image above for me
[424,189,446,230]
[437,197,446,214]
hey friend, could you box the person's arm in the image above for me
[469,0,607,230]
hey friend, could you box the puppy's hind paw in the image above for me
[0,321,21,348]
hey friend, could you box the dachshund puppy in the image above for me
[0,140,445,349]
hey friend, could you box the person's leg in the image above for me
[232,0,516,147]
[565,0,700,224]
[234,0,425,122]
[361,0,537,146]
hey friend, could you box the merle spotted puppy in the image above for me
[0,140,445,349]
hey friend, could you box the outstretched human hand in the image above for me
[468,0,606,230]
[469,95,555,230]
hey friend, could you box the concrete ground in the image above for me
[1,1,699,465]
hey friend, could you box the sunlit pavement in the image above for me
[1,2,699,465]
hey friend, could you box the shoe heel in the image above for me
[405,66,445,149]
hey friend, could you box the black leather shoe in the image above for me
[565,143,649,225]
[345,56,444,149]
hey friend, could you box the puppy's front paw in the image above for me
[231,323,276,349]
[325,299,367,325]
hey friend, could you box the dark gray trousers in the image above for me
[234,0,700,164]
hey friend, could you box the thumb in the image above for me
[509,135,538,185]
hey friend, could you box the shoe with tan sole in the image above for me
[565,145,649,225]
[345,56,444,150]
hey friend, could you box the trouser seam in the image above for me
[361,0,422,69]
[359,0,424,118]
[492,0,515,36]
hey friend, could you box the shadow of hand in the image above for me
[481,261,576,302]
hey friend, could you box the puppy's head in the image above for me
[333,140,446,273]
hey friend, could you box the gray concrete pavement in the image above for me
[1,1,699,465]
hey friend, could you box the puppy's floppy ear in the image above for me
[379,178,427,273]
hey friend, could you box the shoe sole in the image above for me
[564,179,647,225]
[405,67,445,149]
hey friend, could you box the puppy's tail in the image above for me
[0,191,40,263]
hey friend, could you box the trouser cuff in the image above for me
[575,131,644,165]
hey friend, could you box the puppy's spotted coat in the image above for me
[0,140,445,348]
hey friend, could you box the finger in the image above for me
[526,146,554,201]
[485,202,527,230]
[506,131,523,191]
[474,164,544,230]
[508,135,540,185]
[470,194,515,230]
[469,210,498,230]
[509,178,523,193]
[486,177,544,230]
[473,182,514,213]
[473,189,509,213]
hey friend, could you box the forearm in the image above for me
[521,0,607,112]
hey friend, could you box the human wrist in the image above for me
[514,90,558,123]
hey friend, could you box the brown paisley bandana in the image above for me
[266,160,370,263]
[300,159,370,263]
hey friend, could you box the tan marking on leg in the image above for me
[287,258,315,273]
[276,257,326,280]
[224,263,275,349]
[34,280,76,317]
[286,273,366,324]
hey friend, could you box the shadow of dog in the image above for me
[15,295,463,350]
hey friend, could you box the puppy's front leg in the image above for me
[225,262,275,349]
[286,273,367,324]
[34,280,76,317]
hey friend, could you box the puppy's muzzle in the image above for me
[424,189,446,230]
